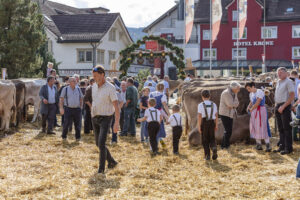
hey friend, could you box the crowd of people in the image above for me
[40,63,299,177]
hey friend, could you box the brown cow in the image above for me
[180,79,274,146]
[11,80,26,126]
[0,80,17,131]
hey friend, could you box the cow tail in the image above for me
[23,85,26,121]
[12,86,17,125]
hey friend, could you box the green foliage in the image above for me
[136,69,150,91]
[119,35,186,80]
[0,0,46,78]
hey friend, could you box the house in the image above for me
[143,0,201,77]
[36,0,133,77]
[194,0,300,76]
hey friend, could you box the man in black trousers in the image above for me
[39,76,59,134]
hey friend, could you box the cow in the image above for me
[11,80,26,126]
[20,79,47,122]
[0,80,17,131]
[169,79,183,96]
[180,79,275,146]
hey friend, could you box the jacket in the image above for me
[39,84,59,115]
[219,87,239,118]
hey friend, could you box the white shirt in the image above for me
[168,113,182,127]
[120,91,126,103]
[250,89,264,103]
[144,107,161,122]
[91,81,118,117]
[198,100,218,120]
[47,85,56,104]
[150,91,167,103]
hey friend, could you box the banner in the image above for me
[185,0,194,44]
[239,0,247,39]
[145,41,158,51]
[212,0,222,43]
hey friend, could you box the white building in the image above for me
[37,0,133,77]
[143,0,200,77]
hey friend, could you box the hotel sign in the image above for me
[234,41,274,47]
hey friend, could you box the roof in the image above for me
[80,7,110,13]
[35,0,132,43]
[192,60,293,69]
[51,13,119,43]
[143,4,178,32]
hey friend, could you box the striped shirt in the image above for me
[91,81,118,117]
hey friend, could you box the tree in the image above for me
[0,0,45,78]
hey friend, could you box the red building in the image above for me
[193,0,300,74]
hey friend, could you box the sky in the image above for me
[51,0,176,28]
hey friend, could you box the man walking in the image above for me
[39,76,59,134]
[91,65,120,173]
[59,77,84,140]
[273,67,295,154]
[121,78,138,137]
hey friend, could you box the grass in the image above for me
[0,117,299,199]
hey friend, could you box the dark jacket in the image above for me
[39,84,59,115]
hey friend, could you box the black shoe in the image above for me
[212,149,218,160]
[173,152,179,155]
[256,144,263,150]
[54,124,61,127]
[273,145,283,153]
[98,168,105,174]
[265,143,272,152]
[129,134,136,137]
[47,131,56,135]
[280,150,293,155]
[108,161,118,169]
[119,133,127,137]
[41,129,46,133]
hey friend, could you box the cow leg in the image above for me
[3,110,11,131]
[31,102,40,123]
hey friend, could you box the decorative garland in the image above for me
[119,35,185,79]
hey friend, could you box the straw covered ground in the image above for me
[0,118,299,199]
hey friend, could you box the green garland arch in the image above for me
[119,35,185,79]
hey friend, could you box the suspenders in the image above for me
[65,87,81,107]
[173,115,181,126]
[149,109,158,122]
[203,102,214,121]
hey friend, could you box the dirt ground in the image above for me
[0,116,299,199]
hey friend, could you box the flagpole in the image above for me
[210,0,212,78]
[263,0,266,73]
[236,0,239,77]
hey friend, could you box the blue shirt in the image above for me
[60,86,83,108]
[47,85,56,104]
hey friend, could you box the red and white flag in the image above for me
[185,0,194,44]
[212,0,222,43]
[238,0,247,39]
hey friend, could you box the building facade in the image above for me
[194,0,300,76]
[37,0,133,77]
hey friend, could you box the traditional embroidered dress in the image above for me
[249,89,271,140]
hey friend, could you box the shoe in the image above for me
[129,134,136,137]
[108,161,118,169]
[265,143,272,152]
[76,138,81,142]
[119,133,127,137]
[54,124,61,127]
[205,155,210,160]
[212,149,218,160]
[111,141,117,145]
[280,150,293,155]
[173,152,179,155]
[62,137,67,141]
[41,129,46,133]
[160,140,167,148]
[98,168,105,174]
[290,119,300,127]
[145,138,149,143]
[256,144,263,150]
[47,131,56,135]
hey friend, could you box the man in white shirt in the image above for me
[91,65,120,174]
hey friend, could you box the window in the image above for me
[97,50,105,64]
[109,51,116,65]
[203,30,211,40]
[202,48,217,60]
[232,28,247,39]
[292,47,300,59]
[77,49,93,63]
[261,26,277,39]
[171,18,176,28]
[293,26,300,38]
[232,48,247,60]
[232,10,238,21]
[109,28,116,41]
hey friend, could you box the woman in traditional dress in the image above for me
[246,82,272,152]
